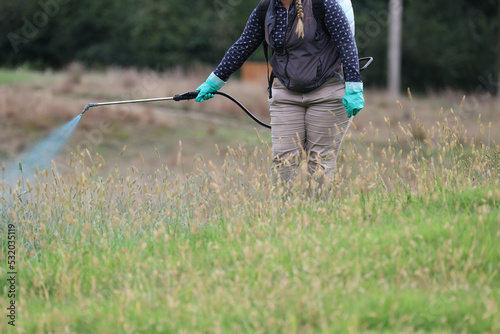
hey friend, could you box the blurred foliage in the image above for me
[0,0,498,92]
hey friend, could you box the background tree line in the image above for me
[0,0,498,93]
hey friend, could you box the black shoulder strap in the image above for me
[312,0,325,26]
[256,0,270,27]
[256,0,274,98]
[312,0,326,39]
[263,42,275,99]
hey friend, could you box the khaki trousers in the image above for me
[270,77,350,184]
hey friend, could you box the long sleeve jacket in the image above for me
[213,0,361,86]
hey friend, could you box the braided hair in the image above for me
[295,0,305,38]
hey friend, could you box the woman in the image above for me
[196,0,364,184]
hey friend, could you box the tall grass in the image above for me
[0,97,499,333]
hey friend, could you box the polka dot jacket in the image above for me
[213,0,361,84]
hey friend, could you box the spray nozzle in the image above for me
[81,103,98,115]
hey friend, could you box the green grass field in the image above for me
[1,68,499,333]
[2,107,499,333]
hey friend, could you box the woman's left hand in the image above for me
[343,82,365,118]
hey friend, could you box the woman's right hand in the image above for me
[195,73,226,103]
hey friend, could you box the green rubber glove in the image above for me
[195,72,226,103]
[343,82,365,118]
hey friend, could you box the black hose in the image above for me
[213,91,271,129]
[173,91,271,129]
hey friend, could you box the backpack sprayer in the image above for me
[80,57,373,129]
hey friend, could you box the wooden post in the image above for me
[497,0,500,103]
[388,0,403,97]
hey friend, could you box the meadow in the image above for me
[1,67,499,333]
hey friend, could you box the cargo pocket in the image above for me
[269,80,283,106]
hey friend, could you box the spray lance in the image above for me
[80,91,271,128]
[80,57,373,128]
